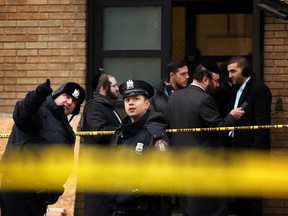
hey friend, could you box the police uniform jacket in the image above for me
[111,109,169,152]
[2,90,75,202]
[3,90,75,158]
[110,109,170,216]
[226,74,271,149]
[80,93,122,146]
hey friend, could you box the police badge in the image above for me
[134,142,144,154]
[154,138,169,152]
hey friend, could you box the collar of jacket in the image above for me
[94,92,118,107]
[121,110,150,138]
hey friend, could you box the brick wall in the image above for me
[0,0,86,113]
[263,14,288,216]
[264,15,288,152]
[0,1,86,216]
[264,14,288,152]
[2,1,288,215]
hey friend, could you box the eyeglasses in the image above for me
[211,78,220,83]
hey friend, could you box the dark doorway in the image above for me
[172,0,254,80]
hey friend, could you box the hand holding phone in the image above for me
[240,101,248,110]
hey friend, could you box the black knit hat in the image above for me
[52,82,85,115]
[119,80,154,99]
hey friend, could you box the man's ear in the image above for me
[202,75,210,84]
[145,98,151,109]
[99,85,106,95]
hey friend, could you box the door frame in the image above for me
[172,0,264,80]
[86,0,172,100]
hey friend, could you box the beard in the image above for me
[106,88,118,100]
[206,80,217,96]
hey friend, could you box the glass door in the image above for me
[86,0,172,100]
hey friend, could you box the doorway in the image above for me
[172,0,254,80]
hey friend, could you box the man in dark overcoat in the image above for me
[79,73,122,216]
[225,56,272,216]
[168,64,245,216]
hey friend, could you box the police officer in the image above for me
[110,79,170,216]
[0,79,85,216]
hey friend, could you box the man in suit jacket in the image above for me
[168,64,245,216]
[226,56,272,216]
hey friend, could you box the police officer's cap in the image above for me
[119,80,154,99]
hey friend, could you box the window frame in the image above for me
[86,0,172,100]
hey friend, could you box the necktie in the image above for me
[229,86,244,137]
[234,85,244,108]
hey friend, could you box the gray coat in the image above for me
[168,84,236,216]
[168,84,235,148]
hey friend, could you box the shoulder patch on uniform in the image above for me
[154,138,169,152]
[146,124,168,139]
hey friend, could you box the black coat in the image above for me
[226,75,272,149]
[3,92,75,160]
[1,91,75,216]
[150,79,170,116]
[79,93,122,216]
[111,109,169,150]
[110,110,170,216]
[80,93,122,146]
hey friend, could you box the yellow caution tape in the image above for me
[0,124,285,138]
[75,124,285,137]
[0,124,288,138]
[0,133,10,139]
[1,145,288,197]
[0,124,286,196]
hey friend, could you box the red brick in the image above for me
[264,31,275,38]
[16,35,38,42]
[6,13,29,20]
[27,0,47,4]
[265,38,285,45]
[17,5,39,12]
[265,23,286,31]
[6,0,26,5]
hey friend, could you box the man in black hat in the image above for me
[168,64,245,216]
[0,79,85,216]
[201,60,234,118]
[110,79,170,216]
